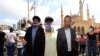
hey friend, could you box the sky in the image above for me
[0,0,100,27]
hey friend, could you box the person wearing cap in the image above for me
[0,27,5,56]
[44,17,57,56]
[44,17,54,32]
[23,16,45,56]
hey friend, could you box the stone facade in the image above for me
[0,25,11,30]
[61,0,100,34]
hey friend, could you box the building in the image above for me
[0,24,11,30]
[61,0,100,34]
[13,24,16,29]
[17,18,27,30]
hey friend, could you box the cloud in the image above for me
[0,0,28,19]
[0,18,18,26]
[0,0,100,27]
[87,0,100,23]
[30,6,50,22]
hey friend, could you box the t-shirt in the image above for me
[79,37,86,42]
[87,32,97,40]
[18,30,26,37]
[79,37,86,45]
[5,32,17,43]
[17,30,26,48]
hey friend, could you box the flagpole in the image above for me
[34,0,36,16]
[27,0,30,20]
[26,0,30,28]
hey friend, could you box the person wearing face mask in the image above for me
[44,17,57,56]
[87,26,98,56]
[44,17,54,32]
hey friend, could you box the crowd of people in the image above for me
[0,15,100,56]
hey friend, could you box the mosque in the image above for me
[61,0,100,34]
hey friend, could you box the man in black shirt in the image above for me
[0,28,5,56]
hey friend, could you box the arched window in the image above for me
[95,27,97,29]
[98,27,100,29]
[74,26,76,32]
[78,26,81,34]
[81,26,85,34]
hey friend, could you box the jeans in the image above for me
[79,44,86,54]
[65,51,78,56]
[97,44,100,56]
[88,40,96,56]
[18,48,24,56]
[6,43,16,56]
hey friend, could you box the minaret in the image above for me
[79,0,83,20]
[87,4,90,20]
[70,10,72,16]
[61,4,64,27]
[92,15,95,26]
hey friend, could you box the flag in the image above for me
[30,3,35,11]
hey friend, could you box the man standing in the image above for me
[23,16,45,56]
[0,28,5,56]
[44,17,57,56]
[17,24,26,56]
[57,15,78,56]
[5,28,17,56]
